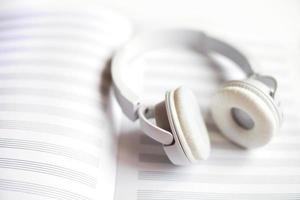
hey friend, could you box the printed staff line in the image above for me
[144,61,293,74]
[145,67,289,83]
[144,91,215,102]
[234,38,287,49]
[144,72,221,83]
[0,68,111,89]
[0,159,96,188]
[0,87,102,106]
[0,23,129,46]
[139,133,230,149]
[284,112,300,120]
[143,77,293,91]
[0,143,98,167]
[0,26,129,49]
[0,24,129,46]
[143,75,220,84]
[0,45,107,65]
[138,153,300,167]
[139,135,229,148]
[0,158,96,187]
[144,65,219,74]
[144,60,227,68]
[0,20,125,38]
[0,120,102,147]
[0,83,110,108]
[0,48,109,64]
[138,171,300,184]
[0,72,97,90]
[0,22,120,36]
[144,85,217,95]
[277,129,300,136]
[0,103,105,129]
[144,64,222,74]
[0,70,110,90]
[144,64,289,80]
[140,135,300,152]
[139,143,300,160]
[0,179,91,200]
[250,54,288,63]
[144,54,287,65]
[0,11,127,31]
[143,82,219,90]
[141,97,212,108]
[137,190,300,200]
[0,59,101,73]
[0,10,122,22]
[0,32,114,51]
[255,65,288,75]
[0,67,99,83]
[0,11,120,22]
[143,78,293,94]
[0,138,98,166]
[145,67,287,81]
[211,140,300,151]
[0,46,108,61]
[0,118,103,140]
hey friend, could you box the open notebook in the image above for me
[0,1,300,200]
[0,1,131,200]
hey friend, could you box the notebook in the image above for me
[0,1,299,200]
[0,1,131,200]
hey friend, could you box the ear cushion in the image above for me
[169,87,210,162]
[211,80,280,149]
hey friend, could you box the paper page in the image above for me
[0,1,131,200]
[113,2,300,199]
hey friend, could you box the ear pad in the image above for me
[162,87,211,162]
[211,79,282,149]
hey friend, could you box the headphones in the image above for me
[111,29,283,165]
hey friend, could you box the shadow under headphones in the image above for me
[111,29,284,165]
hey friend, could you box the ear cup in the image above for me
[211,80,282,149]
[167,87,210,162]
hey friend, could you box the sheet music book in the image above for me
[0,1,299,200]
[0,1,131,200]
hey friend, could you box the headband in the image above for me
[112,29,257,121]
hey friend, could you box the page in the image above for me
[0,1,131,200]
[113,4,300,200]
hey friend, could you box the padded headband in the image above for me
[112,29,255,121]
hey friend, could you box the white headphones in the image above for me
[111,29,283,165]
